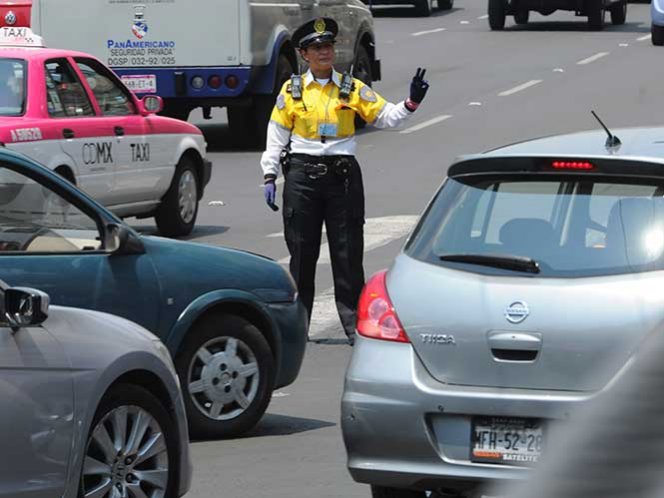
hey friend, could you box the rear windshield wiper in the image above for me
[438,253,541,274]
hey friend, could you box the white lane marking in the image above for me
[399,115,452,134]
[637,34,652,41]
[576,52,609,65]
[276,215,420,265]
[498,80,542,97]
[619,43,629,47]
[553,68,565,73]
[411,27,446,36]
[477,14,489,19]
[460,20,470,24]
[468,102,483,106]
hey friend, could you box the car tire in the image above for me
[414,0,433,16]
[353,45,373,130]
[175,313,275,439]
[229,54,293,149]
[371,486,426,498]
[587,0,605,30]
[609,0,627,24]
[80,384,179,498]
[155,155,199,238]
[653,23,664,45]
[514,9,530,23]
[438,0,454,10]
[488,0,507,29]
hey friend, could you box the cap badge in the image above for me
[314,18,326,34]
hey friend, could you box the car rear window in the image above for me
[0,59,25,116]
[406,174,664,277]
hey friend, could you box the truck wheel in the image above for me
[653,23,664,45]
[587,0,605,30]
[437,0,454,10]
[155,155,199,237]
[229,54,293,149]
[514,10,530,23]
[414,0,433,16]
[609,0,626,24]
[353,45,373,130]
[488,0,507,29]
[175,313,275,439]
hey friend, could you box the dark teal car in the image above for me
[0,147,307,439]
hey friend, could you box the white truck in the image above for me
[30,0,381,146]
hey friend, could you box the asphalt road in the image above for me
[133,1,662,495]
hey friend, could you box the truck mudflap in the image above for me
[372,59,382,82]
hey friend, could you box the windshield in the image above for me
[406,174,664,277]
[0,59,25,116]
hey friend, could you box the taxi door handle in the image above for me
[62,128,75,139]
[114,126,125,137]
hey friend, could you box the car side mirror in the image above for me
[140,95,163,116]
[5,287,49,331]
[105,223,145,255]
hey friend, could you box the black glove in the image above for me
[409,67,429,104]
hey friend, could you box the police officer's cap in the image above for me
[293,17,338,49]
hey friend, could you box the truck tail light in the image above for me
[356,270,410,343]
[208,75,222,89]
[225,75,239,89]
[191,76,205,90]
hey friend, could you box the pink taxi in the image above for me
[0,27,211,236]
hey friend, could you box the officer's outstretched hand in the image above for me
[264,181,279,211]
[410,68,429,104]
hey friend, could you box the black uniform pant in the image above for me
[282,154,365,339]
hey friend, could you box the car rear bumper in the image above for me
[341,336,593,492]
[268,299,308,388]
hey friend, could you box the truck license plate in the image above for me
[471,416,543,465]
[121,75,157,94]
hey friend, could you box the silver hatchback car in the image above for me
[0,283,191,498]
[342,126,664,497]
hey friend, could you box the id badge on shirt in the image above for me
[318,123,338,137]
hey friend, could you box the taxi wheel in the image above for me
[353,46,373,130]
[438,0,454,9]
[414,0,433,16]
[155,157,199,238]
[653,24,664,45]
[175,313,275,439]
[488,0,507,29]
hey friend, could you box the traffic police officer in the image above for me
[260,17,429,344]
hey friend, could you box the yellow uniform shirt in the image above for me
[270,71,386,140]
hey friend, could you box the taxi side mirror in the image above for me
[140,95,163,116]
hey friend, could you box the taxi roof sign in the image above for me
[0,27,44,47]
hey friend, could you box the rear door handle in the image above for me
[62,128,75,139]
[114,126,125,137]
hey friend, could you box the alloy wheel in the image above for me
[178,170,197,224]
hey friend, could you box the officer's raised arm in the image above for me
[355,67,430,129]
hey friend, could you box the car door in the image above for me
[0,162,161,333]
[0,290,73,498]
[43,57,116,203]
[73,57,151,206]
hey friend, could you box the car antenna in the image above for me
[591,110,621,149]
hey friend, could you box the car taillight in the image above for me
[356,270,409,343]
[551,160,594,170]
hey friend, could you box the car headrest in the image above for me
[499,218,557,249]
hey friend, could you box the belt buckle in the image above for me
[308,163,328,179]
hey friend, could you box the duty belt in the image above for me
[289,154,352,180]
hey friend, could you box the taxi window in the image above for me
[75,59,135,117]
[0,59,26,117]
[45,59,94,118]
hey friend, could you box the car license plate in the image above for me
[121,75,157,93]
[471,416,543,465]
